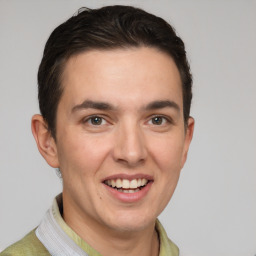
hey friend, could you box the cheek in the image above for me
[56,133,111,178]
[149,136,185,212]
[149,134,185,172]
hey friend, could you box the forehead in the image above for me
[60,47,183,109]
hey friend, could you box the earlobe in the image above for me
[31,114,59,168]
[181,117,195,168]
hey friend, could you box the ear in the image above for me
[181,117,195,168]
[31,114,59,168]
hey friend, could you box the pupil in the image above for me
[152,117,162,125]
[92,117,102,125]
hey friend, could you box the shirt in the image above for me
[0,194,179,256]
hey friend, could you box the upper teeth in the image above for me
[105,178,148,189]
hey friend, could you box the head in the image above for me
[38,5,192,139]
[32,5,194,241]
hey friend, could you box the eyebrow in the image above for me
[71,99,180,113]
[144,100,180,112]
[72,100,115,112]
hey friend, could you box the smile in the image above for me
[104,178,149,193]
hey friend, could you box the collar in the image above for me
[36,194,179,256]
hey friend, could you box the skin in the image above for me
[32,47,194,256]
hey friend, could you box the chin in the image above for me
[103,210,157,233]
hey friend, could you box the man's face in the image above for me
[53,47,194,233]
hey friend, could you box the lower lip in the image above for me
[103,182,153,203]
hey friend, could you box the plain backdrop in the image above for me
[0,0,255,255]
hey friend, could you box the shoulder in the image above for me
[156,219,179,256]
[0,229,50,256]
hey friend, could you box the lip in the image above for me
[102,173,154,182]
[102,174,154,203]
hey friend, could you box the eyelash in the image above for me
[81,114,173,129]
[82,115,108,126]
[147,115,172,126]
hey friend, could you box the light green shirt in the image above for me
[1,195,179,256]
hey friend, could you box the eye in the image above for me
[149,116,167,125]
[85,116,107,126]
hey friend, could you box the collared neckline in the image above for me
[52,194,179,256]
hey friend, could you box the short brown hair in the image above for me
[38,5,192,138]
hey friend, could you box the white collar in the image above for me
[36,200,89,256]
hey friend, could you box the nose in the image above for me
[112,121,147,167]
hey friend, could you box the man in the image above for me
[1,5,194,256]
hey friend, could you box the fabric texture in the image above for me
[0,195,179,256]
[0,229,50,256]
[35,203,89,256]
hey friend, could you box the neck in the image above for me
[63,198,159,256]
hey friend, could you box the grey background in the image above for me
[0,0,255,255]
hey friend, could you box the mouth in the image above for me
[103,178,151,193]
